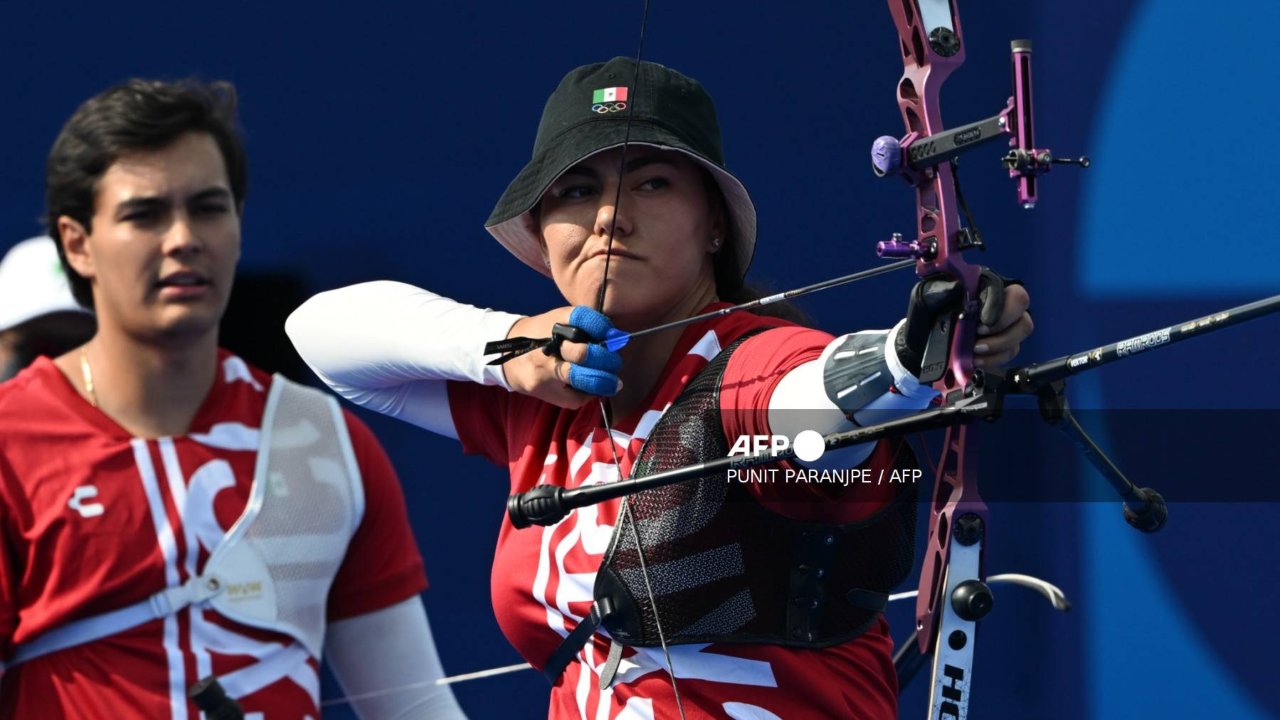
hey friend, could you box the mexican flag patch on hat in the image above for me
[592,86,628,103]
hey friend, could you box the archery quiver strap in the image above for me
[544,329,918,681]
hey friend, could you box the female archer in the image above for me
[286,57,1031,719]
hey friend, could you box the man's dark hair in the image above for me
[45,79,247,308]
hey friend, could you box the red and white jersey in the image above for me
[0,351,427,720]
[450,307,900,720]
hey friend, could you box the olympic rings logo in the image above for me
[592,101,628,114]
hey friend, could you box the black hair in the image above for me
[45,78,247,308]
[702,171,810,326]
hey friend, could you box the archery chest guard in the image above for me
[546,330,918,680]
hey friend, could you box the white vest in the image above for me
[3,375,364,669]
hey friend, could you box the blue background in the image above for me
[3,1,1278,717]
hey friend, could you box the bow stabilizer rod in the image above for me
[1010,292,1280,388]
[507,391,996,529]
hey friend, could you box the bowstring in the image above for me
[593,1,688,717]
[317,663,533,708]
[594,5,647,312]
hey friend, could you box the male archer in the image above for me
[0,78,466,718]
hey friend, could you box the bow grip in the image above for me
[919,315,954,384]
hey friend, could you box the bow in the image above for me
[876,4,990,716]
[873,2,1098,715]
[878,0,987,670]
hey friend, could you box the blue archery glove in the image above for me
[560,306,623,397]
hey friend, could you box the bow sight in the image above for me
[870,39,1089,215]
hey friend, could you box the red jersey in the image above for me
[0,351,427,719]
[450,308,900,720]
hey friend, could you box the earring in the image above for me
[710,237,722,250]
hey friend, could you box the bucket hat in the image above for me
[485,57,756,283]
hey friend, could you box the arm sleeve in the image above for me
[721,325,924,523]
[768,319,939,467]
[285,281,523,439]
[324,596,468,720]
[327,411,428,621]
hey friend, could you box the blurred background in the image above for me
[3,1,1278,717]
